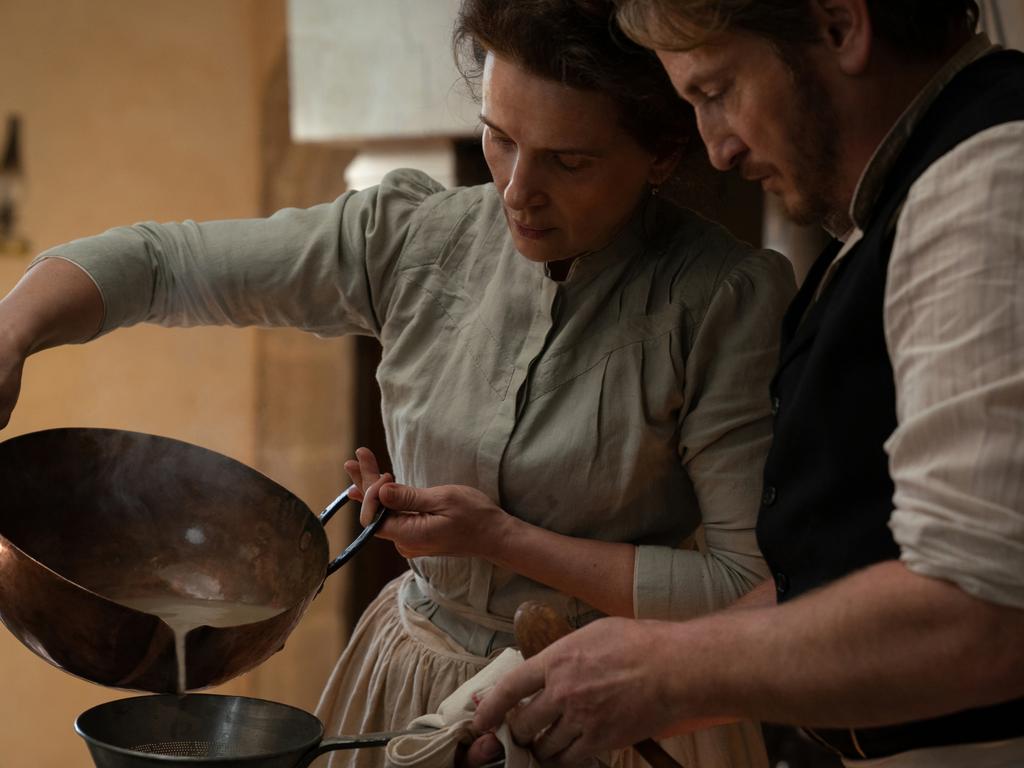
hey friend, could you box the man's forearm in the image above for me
[724,577,776,611]
[655,560,1024,734]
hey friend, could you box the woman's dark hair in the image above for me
[453,0,695,155]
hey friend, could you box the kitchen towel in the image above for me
[384,648,612,768]
[384,648,531,768]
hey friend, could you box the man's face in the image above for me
[658,32,845,231]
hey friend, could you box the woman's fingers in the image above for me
[345,446,383,503]
[355,446,381,484]
[343,459,364,499]
[358,473,393,526]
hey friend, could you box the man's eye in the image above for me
[554,154,587,172]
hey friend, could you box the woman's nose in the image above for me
[503,159,545,211]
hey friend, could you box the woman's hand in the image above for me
[344,447,514,561]
[0,327,28,430]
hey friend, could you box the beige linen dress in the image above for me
[40,169,795,768]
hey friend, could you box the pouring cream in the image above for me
[114,595,283,693]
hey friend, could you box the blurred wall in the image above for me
[0,2,355,766]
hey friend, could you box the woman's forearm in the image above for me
[0,258,104,355]
[486,515,637,617]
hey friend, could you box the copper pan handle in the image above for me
[317,484,392,578]
[512,601,684,768]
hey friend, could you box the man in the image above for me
[471,1,1024,765]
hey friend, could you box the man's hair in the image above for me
[615,0,980,57]
[453,0,695,154]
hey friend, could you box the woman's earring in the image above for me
[650,184,660,197]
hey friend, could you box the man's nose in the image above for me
[698,115,746,172]
[503,158,545,210]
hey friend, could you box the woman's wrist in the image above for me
[481,507,524,566]
[0,300,37,359]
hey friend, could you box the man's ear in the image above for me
[812,0,872,75]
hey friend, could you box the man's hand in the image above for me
[345,447,512,560]
[472,617,689,765]
[457,732,504,768]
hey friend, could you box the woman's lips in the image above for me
[511,220,554,240]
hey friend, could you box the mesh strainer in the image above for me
[75,694,406,768]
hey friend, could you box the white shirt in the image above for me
[821,33,1024,768]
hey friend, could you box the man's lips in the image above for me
[742,165,777,189]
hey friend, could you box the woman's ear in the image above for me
[648,139,686,186]
[812,0,872,75]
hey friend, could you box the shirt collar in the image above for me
[845,33,997,235]
[543,196,655,284]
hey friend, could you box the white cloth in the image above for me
[383,649,540,768]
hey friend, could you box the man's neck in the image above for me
[830,38,972,233]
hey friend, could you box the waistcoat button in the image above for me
[775,572,790,595]
[770,396,781,416]
[762,485,777,506]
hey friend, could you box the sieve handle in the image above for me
[293,728,428,768]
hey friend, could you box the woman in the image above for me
[0,1,793,766]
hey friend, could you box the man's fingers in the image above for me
[506,690,564,748]
[556,738,603,768]
[471,659,548,733]
[530,716,582,762]
[463,733,504,768]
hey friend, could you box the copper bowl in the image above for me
[0,428,361,692]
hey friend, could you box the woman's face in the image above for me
[480,52,675,268]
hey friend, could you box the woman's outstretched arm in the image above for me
[0,258,104,427]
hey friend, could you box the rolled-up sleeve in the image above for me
[634,248,795,618]
[33,169,445,339]
[885,123,1024,609]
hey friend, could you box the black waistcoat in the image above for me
[756,50,1024,758]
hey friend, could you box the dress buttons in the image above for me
[761,485,777,506]
[770,396,780,416]
[775,572,790,595]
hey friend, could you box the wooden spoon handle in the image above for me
[512,602,684,768]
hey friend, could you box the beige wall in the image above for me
[0,2,354,766]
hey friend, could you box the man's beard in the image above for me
[777,45,850,235]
